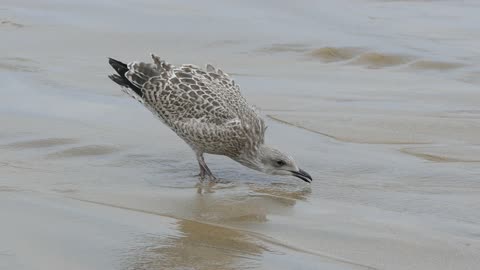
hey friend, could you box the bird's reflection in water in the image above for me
[192,180,311,223]
[124,180,311,269]
[249,182,312,201]
[125,219,269,270]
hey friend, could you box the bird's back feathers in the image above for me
[108,54,266,156]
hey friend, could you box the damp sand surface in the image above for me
[1,1,480,270]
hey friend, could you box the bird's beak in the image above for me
[290,169,312,183]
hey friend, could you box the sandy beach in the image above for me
[1,0,480,269]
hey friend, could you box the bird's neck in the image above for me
[232,144,267,173]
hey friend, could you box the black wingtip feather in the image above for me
[108,74,130,88]
[107,57,142,97]
[108,58,127,73]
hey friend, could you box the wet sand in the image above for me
[1,0,480,269]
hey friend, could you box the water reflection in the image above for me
[191,181,311,223]
[123,182,311,270]
[125,219,269,270]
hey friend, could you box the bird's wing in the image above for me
[118,55,266,152]
[181,63,246,112]
[175,63,266,138]
[122,55,236,126]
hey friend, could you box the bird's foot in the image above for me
[194,172,205,181]
[195,173,218,194]
[198,174,217,183]
[196,170,218,183]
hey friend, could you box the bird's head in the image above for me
[237,144,312,183]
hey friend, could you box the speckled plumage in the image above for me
[109,54,267,179]
[108,54,312,183]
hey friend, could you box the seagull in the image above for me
[108,54,312,183]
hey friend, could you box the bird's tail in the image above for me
[108,58,143,97]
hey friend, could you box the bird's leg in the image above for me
[196,152,216,182]
[196,161,206,179]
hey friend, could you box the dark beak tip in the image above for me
[291,169,313,183]
[299,168,312,179]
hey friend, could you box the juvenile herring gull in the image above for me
[108,54,312,183]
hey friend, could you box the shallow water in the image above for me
[1,1,480,269]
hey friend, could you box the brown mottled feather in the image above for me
[113,54,266,157]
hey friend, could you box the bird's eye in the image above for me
[276,160,286,166]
